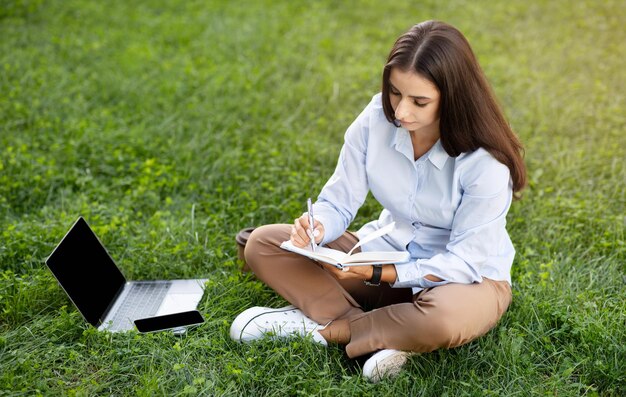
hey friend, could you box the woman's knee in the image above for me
[243,224,290,270]
[410,289,497,350]
[420,315,460,349]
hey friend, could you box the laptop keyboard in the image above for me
[108,282,171,331]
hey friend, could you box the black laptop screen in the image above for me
[46,217,126,326]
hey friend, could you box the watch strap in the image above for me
[364,265,383,286]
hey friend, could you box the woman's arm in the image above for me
[321,262,441,284]
[311,97,379,245]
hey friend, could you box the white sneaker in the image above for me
[362,349,413,383]
[229,305,327,346]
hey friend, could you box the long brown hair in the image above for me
[381,21,527,194]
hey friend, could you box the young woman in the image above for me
[230,20,526,382]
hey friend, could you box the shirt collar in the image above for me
[391,127,450,170]
[390,127,413,162]
[427,139,450,170]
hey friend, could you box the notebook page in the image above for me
[346,222,395,256]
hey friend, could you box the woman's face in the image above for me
[389,68,441,136]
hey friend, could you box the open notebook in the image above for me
[280,222,410,268]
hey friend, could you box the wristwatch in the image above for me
[364,265,383,286]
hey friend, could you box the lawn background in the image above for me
[1,0,624,395]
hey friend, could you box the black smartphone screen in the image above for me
[134,310,204,333]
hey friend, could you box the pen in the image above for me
[307,197,316,251]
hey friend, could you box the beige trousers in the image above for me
[244,224,512,358]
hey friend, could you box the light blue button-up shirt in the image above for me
[313,94,515,294]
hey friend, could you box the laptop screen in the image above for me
[46,217,126,326]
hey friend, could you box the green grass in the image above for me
[1,0,624,395]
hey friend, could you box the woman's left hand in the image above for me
[320,262,373,281]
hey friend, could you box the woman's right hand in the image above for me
[290,214,325,248]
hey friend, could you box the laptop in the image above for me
[45,216,208,332]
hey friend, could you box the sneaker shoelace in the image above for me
[259,310,319,333]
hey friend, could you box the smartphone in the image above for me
[134,310,204,333]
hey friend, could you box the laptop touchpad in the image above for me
[156,294,202,316]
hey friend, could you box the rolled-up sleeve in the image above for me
[393,158,513,288]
